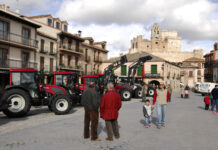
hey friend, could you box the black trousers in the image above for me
[205,104,209,110]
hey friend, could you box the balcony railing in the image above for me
[59,63,83,71]
[0,59,37,69]
[145,73,161,78]
[0,30,38,48]
[59,43,83,54]
[94,57,103,63]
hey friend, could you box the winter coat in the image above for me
[152,89,170,105]
[204,96,210,104]
[100,90,122,120]
[81,87,100,110]
[143,105,152,117]
[211,88,218,99]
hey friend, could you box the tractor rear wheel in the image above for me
[51,95,72,115]
[134,87,142,98]
[120,89,132,101]
[147,88,155,97]
[3,89,31,117]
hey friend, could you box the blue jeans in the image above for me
[145,116,152,126]
[211,99,218,112]
[156,104,167,126]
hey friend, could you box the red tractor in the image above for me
[2,69,72,117]
[48,72,82,104]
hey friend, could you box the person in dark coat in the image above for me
[81,82,101,141]
[100,82,122,141]
[211,85,218,113]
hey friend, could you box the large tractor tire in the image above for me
[120,89,132,101]
[3,89,31,118]
[134,87,143,98]
[51,95,72,115]
[147,88,155,97]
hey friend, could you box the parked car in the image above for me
[199,82,218,96]
[194,82,201,93]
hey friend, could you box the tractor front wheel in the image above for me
[134,87,143,98]
[51,95,72,115]
[120,89,132,101]
[3,89,31,118]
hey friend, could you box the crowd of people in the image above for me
[80,81,218,142]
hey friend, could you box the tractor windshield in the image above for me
[55,74,75,89]
[11,72,38,98]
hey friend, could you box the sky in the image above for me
[2,0,218,58]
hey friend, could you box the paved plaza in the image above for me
[0,92,217,150]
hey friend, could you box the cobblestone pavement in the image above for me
[0,92,218,150]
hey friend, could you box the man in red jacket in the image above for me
[100,82,122,141]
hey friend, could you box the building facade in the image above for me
[101,52,181,91]
[0,5,40,87]
[129,23,204,62]
[82,37,108,75]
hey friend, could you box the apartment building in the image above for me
[82,37,108,75]
[213,43,218,83]
[28,14,84,74]
[0,5,40,87]
[101,52,181,90]
[37,31,57,73]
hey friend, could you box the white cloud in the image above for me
[56,0,218,57]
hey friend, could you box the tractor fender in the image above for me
[5,85,30,95]
[43,85,67,96]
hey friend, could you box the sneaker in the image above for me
[106,138,113,141]
[157,125,161,129]
[162,123,165,127]
[91,138,101,141]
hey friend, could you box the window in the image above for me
[48,18,52,26]
[136,42,138,48]
[85,64,88,75]
[22,52,29,68]
[22,28,30,45]
[151,65,157,74]
[56,22,60,29]
[0,48,8,67]
[64,25,67,31]
[198,63,201,68]
[0,20,9,40]
[40,57,44,70]
[50,42,53,53]
[121,65,127,76]
[75,56,79,66]
[155,42,158,44]
[85,49,88,61]
[189,71,193,77]
[137,65,143,76]
[68,55,71,66]
[132,43,134,48]
[50,58,53,72]
[41,39,44,50]
[197,70,201,76]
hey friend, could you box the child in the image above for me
[204,94,210,110]
[143,99,153,128]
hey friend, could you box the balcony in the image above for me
[144,73,161,78]
[59,63,83,71]
[0,59,37,69]
[59,43,83,55]
[94,57,103,63]
[85,56,90,62]
[0,30,38,50]
[40,49,48,54]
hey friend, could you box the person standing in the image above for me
[100,83,122,141]
[211,85,218,113]
[204,94,210,110]
[81,82,101,141]
[168,85,173,102]
[152,83,170,129]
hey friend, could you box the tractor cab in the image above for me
[49,72,82,103]
[9,69,39,99]
[80,75,101,92]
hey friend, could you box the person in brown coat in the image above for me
[100,83,122,141]
[81,82,101,141]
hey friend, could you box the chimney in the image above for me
[78,30,82,37]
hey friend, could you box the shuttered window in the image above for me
[151,65,157,74]
[121,65,127,76]
[137,65,143,76]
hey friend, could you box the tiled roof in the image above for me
[183,57,205,62]
[104,51,165,63]
[82,43,108,52]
